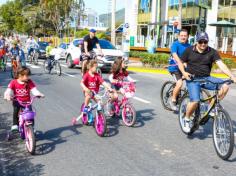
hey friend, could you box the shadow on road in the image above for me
[35,125,81,156]
[0,112,44,176]
[134,109,155,128]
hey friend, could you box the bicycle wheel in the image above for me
[43,60,50,74]
[160,81,175,111]
[54,61,61,76]
[25,125,36,155]
[81,103,89,125]
[97,68,102,78]
[212,108,234,160]
[95,111,106,137]
[33,53,39,65]
[122,103,136,127]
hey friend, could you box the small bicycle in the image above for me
[179,78,234,160]
[7,96,41,155]
[28,47,39,65]
[43,54,61,76]
[106,82,136,127]
[72,90,109,137]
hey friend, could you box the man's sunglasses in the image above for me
[198,40,208,44]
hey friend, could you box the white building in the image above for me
[80,8,100,28]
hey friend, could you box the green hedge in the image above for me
[129,51,236,69]
[129,51,170,67]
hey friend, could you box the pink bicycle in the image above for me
[7,96,41,155]
[108,82,136,127]
[72,90,109,137]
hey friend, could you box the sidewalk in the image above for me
[128,59,235,79]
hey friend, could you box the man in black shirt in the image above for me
[176,32,236,133]
[81,29,103,75]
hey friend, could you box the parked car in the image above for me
[37,41,49,59]
[51,43,69,59]
[65,39,126,72]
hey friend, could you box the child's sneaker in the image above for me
[83,106,89,113]
[11,125,18,132]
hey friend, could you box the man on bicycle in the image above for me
[81,29,103,75]
[169,29,191,110]
[26,35,39,58]
[177,32,236,133]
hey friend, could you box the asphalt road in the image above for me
[0,60,236,176]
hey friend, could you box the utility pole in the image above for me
[178,0,182,30]
[111,0,116,45]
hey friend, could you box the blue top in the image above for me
[19,49,25,61]
[171,41,191,58]
[10,47,20,56]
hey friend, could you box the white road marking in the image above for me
[62,72,76,78]
[133,96,151,104]
[6,63,11,66]
[234,133,236,137]
[28,64,40,69]
[60,64,67,68]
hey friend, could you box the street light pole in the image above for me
[111,0,116,45]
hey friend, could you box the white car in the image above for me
[65,39,127,71]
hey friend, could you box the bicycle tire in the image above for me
[122,103,136,127]
[25,125,36,155]
[55,61,61,76]
[212,108,234,160]
[33,53,39,65]
[160,81,175,111]
[43,60,50,74]
[95,111,107,137]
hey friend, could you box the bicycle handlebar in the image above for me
[13,96,41,107]
[192,77,234,85]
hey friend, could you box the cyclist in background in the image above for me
[81,29,103,76]
[169,29,191,111]
[26,35,39,57]
[177,32,236,133]
[45,40,54,71]
[10,42,21,66]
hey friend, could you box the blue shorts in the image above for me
[186,76,224,102]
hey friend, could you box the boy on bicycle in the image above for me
[4,67,44,131]
[46,40,54,71]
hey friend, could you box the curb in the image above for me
[127,67,229,79]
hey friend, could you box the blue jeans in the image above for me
[28,48,34,56]
[186,76,224,102]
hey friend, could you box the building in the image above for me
[125,0,236,51]
[80,8,100,28]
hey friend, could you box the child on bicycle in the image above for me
[109,57,135,97]
[80,60,112,113]
[4,66,44,131]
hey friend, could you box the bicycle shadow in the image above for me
[105,116,120,137]
[187,120,213,140]
[133,109,155,128]
[0,112,45,176]
[35,124,82,156]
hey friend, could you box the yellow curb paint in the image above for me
[128,67,229,79]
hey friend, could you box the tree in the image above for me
[178,0,182,30]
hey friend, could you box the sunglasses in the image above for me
[198,40,208,44]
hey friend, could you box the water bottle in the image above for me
[88,112,94,123]
[200,102,208,117]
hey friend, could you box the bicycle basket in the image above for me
[123,83,136,98]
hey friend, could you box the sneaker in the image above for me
[83,106,89,113]
[183,118,192,133]
[170,100,177,111]
[11,125,18,132]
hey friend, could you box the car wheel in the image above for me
[66,55,74,68]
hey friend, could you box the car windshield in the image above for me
[94,40,116,50]
[38,42,49,50]
[73,40,82,47]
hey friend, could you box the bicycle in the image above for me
[72,90,109,137]
[105,82,136,127]
[10,56,19,79]
[178,78,234,160]
[43,54,61,76]
[28,47,39,65]
[161,79,210,111]
[7,96,41,155]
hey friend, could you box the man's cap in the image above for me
[196,32,209,42]
[90,29,96,33]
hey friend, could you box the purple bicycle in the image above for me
[72,90,109,137]
[7,96,41,155]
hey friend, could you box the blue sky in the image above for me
[0,0,125,14]
[84,0,125,15]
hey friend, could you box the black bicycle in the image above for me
[178,78,234,160]
[43,56,61,76]
[161,80,210,111]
